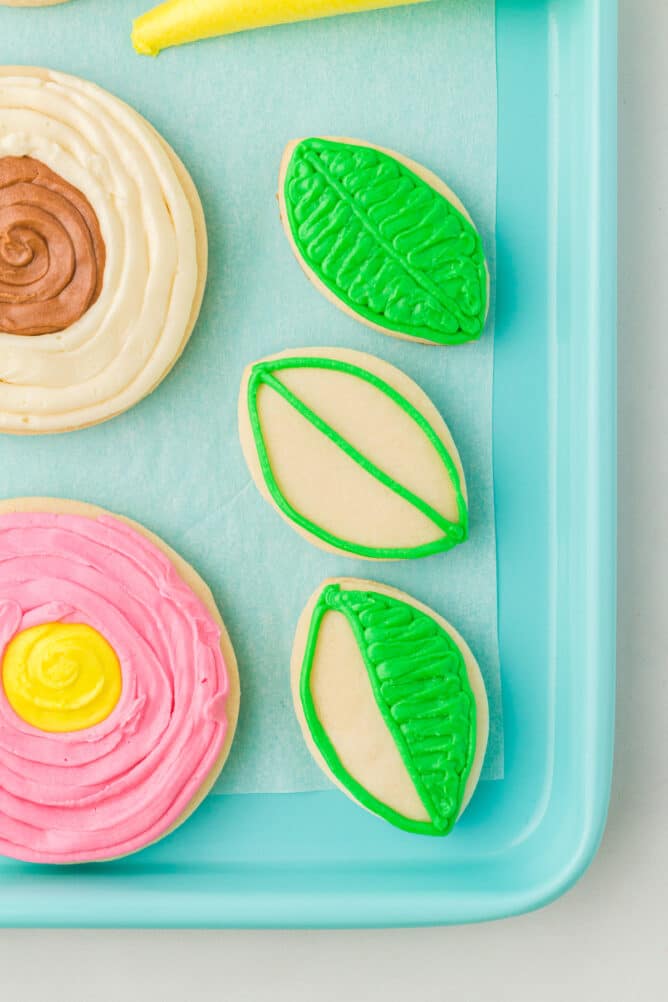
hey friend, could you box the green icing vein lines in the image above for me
[283,138,488,345]
[246,354,468,560]
[300,584,478,835]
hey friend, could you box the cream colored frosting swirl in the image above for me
[0,156,106,336]
[0,67,207,433]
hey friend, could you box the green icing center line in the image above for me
[301,147,475,317]
[260,372,455,535]
[247,355,468,559]
[299,584,477,836]
[283,139,488,344]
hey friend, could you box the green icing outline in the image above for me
[283,138,488,346]
[247,355,468,560]
[299,583,478,836]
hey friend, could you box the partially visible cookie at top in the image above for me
[291,577,489,836]
[238,346,468,561]
[0,66,207,434]
[0,1,71,7]
[279,137,489,346]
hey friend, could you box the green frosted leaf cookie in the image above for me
[279,137,489,345]
[292,579,488,836]
[238,348,468,561]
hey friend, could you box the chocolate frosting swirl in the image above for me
[0,156,105,336]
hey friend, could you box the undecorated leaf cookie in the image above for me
[238,347,468,560]
[279,138,489,345]
[291,578,489,835]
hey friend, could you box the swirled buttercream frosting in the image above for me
[0,156,106,336]
[0,507,234,864]
[0,67,207,433]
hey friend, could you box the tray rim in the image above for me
[0,0,618,928]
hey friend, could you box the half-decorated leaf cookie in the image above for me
[279,138,489,345]
[291,579,489,835]
[238,347,468,560]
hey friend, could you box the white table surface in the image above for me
[0,2,665,998]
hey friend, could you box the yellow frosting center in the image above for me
[2,623,122,733]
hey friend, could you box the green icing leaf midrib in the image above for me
[284,138,488,344]
[260,370,454,537]
[303,148,469,318]
[247,355,468,560]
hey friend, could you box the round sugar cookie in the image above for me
[291,578,489,836]
[0,498,240,864]
[239,346,468,561]
[0,66,208,434]
[279,137,490,346]
[1,2,71,7]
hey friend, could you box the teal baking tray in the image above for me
[0,0,616,927]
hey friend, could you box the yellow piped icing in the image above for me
[132,0,432,55]
[2,622,122,733]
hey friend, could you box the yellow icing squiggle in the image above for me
[132,0,432,55]
[2,622,122,733]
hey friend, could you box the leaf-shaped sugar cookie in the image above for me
[292,579,489,835]
[238,347,468,560]
[279,138,489,345]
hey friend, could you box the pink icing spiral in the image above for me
[0,511,231,864]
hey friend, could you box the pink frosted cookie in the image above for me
[0,2,71,7]
[0,499,240,864]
